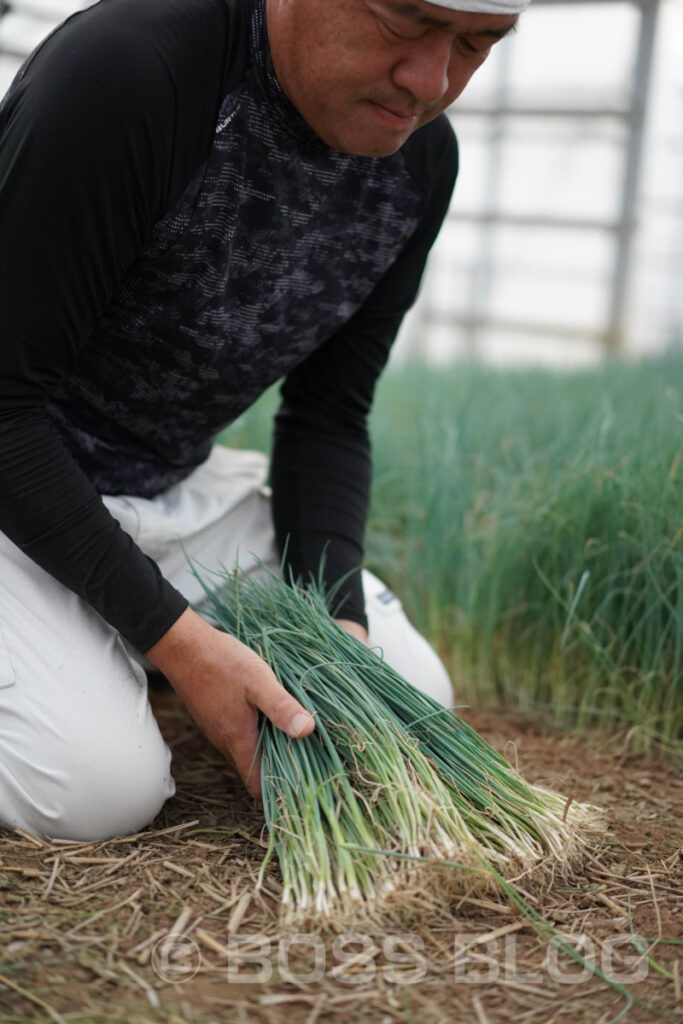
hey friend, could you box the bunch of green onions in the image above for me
[197,565,602,924]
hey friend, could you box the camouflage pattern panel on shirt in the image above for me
[47,0,422,497]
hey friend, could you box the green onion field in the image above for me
[221,352,683,750]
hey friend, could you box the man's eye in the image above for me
[459,37,489,55]
[378,17,422,41]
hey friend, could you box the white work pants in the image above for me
[0,446,452,841]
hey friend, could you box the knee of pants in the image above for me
[362,570,454,708]
[0,531,177,842]
[0,712,175,842]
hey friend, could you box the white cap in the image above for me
[425,0,529,13]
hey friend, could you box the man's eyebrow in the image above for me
[379,0,518,36]
[471,24,518,39]
[472,24,518,39]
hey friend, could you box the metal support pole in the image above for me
[466,37,512,357]
[605,0,660,355]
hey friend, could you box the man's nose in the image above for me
[391,33,453,106]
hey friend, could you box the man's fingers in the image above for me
[148,613,315,801]
[336,618,369,645]
[245,671,315,740]
[231,733,263,800]
[229,683,314,801]
[288,710,315,737]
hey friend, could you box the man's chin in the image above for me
[341,139,408,157]
[320,125,415,158]
[315,104,435,156]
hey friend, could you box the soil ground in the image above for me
[1,692,681,1024]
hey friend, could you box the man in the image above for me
[0,0,523,840]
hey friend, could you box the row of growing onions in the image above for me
[196,564,603,925]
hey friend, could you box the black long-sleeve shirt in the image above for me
[0,0,457,651]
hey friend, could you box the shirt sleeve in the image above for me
[0,0,232,651]
[270,115,458,626]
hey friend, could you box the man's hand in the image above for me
[336,619,369,645]
[145,607,315,800]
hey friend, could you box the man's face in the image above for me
[266,0,517,156]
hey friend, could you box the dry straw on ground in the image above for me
[1,697,681,1024]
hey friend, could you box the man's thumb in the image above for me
[287,710,315,738]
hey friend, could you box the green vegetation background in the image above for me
[220,354,683,748]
